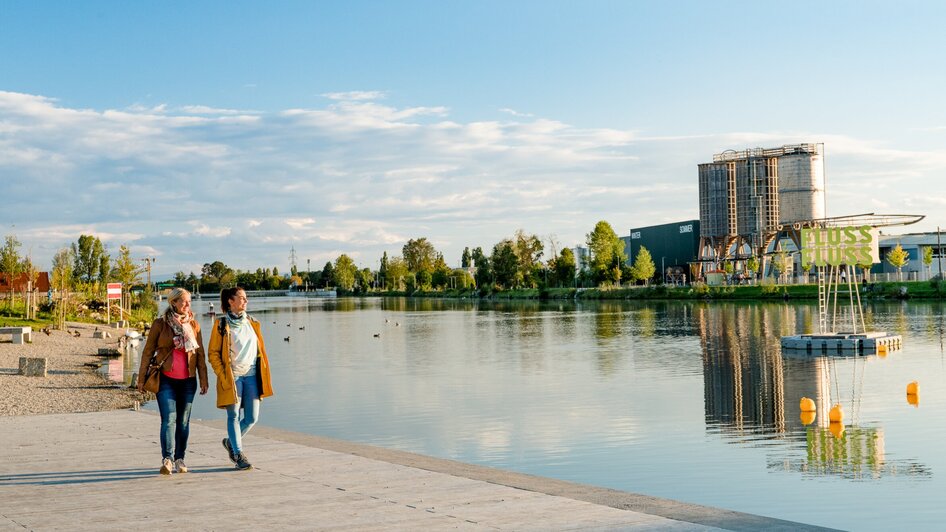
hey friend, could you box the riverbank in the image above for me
[0,322,144,416]
[381,279,946,301]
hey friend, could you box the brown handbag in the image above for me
[142,346,174,393]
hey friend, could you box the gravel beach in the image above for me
[0,322,146,416]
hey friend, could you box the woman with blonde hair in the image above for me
[137,287,208,475]
[208,287,273,470]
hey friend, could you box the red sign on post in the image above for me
[107,283,122,300]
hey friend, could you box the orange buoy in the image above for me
[799,397,816,412]
[907,381,919,395]
[829,422,845,439]
[829,403,844,423]
[800,411,816,425]
[907,393,920,408]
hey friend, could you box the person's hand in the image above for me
[136,382,145,393]
[200,384,209,395]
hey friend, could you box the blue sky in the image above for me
[2,1,945,278]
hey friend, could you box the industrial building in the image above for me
[873,231,946,280]
[697,143,826,273]
[621,220,701,283]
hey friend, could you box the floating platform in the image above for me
[780,331,902,355]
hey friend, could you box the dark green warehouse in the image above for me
[621,220,701,284]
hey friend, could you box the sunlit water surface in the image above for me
[149,296,946,530]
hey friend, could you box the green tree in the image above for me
[385,256,409,291]
[771,251,791,282]
[746,256,760,280]
[71,234,107,287]
[922,246,934,278]
[51,248,74,329]
[111,245,142,314]
[886,244,910,281]
[513,229,544,288]
[334,254,357,291]
[473,250,491,289]
[491,240,519,289]
[0,235,23,309]
[379,252,388,285]
[461,247,472,268]
[320,261,335,288]
[403,237,437,274]
[586,221,627,286]
[430,254,452,289]
[630,246,657,285]
[553,248,577,287]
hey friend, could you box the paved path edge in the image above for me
[190,414,836,532]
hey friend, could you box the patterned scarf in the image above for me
[225,310,248,330]
[164,307,199,353]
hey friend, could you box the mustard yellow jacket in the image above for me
[137,316,208,390]
[207,315,274,409]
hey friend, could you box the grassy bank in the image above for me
[375,279,946,301]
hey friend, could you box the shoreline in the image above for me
[0,322,145,416]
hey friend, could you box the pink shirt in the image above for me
[162,348,190,379]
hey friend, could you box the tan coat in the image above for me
[207,316,274,409]
[136,316,208,390]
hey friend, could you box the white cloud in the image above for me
[3,89,945,278]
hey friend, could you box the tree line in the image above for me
[1,219,658,305]
[164,220,657,294]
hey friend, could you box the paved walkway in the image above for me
[0,410,833,531]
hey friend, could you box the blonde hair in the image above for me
[165,288,192,317]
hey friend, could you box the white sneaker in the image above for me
[174,458,188,474]
[160,457,173,475]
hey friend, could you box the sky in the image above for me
[2,1,945,279]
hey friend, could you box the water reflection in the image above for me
[697,302,932,480]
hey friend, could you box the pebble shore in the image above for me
[0,322,145,416]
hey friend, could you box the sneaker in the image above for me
[174,458,188,474]
[160,457,173,475]
[235,452,253,470]
[222,438,237,464]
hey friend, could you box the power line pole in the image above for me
[140,257,156,291]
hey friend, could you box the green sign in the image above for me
[800,225,878,267]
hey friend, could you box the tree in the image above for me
[586,221,627,286]
[491,240,519,289]
[886,244,910,281]
[630,246,656,285]
[553,248,577,287]
[771,251,791,282]
[402,237,437,274]
[379,252,388,286]
[746,256,760,279]
[473,250,491,289]
[431,254,452,289]
[111,245,142,315]
[384,257,408,291]
[0,235,24,310]
[513,229,544,288]
[922,246,934,279]
[461,247,472,269]
[320,261,335,288]
[51,248,74,330]
[71,235,107,286]
[334,255,357,291]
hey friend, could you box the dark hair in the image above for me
[220,287,245,312]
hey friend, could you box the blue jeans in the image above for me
[226,373,260,454]
[156,375,198,460]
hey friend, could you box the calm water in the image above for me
[153,296,946,531]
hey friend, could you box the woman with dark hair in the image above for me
[207,287,274,470]
[137,287,208,475]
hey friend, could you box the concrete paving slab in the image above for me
[0,410,836,531]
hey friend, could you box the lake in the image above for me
[151,296,946,530]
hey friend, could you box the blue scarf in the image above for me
[225,311,247,330]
